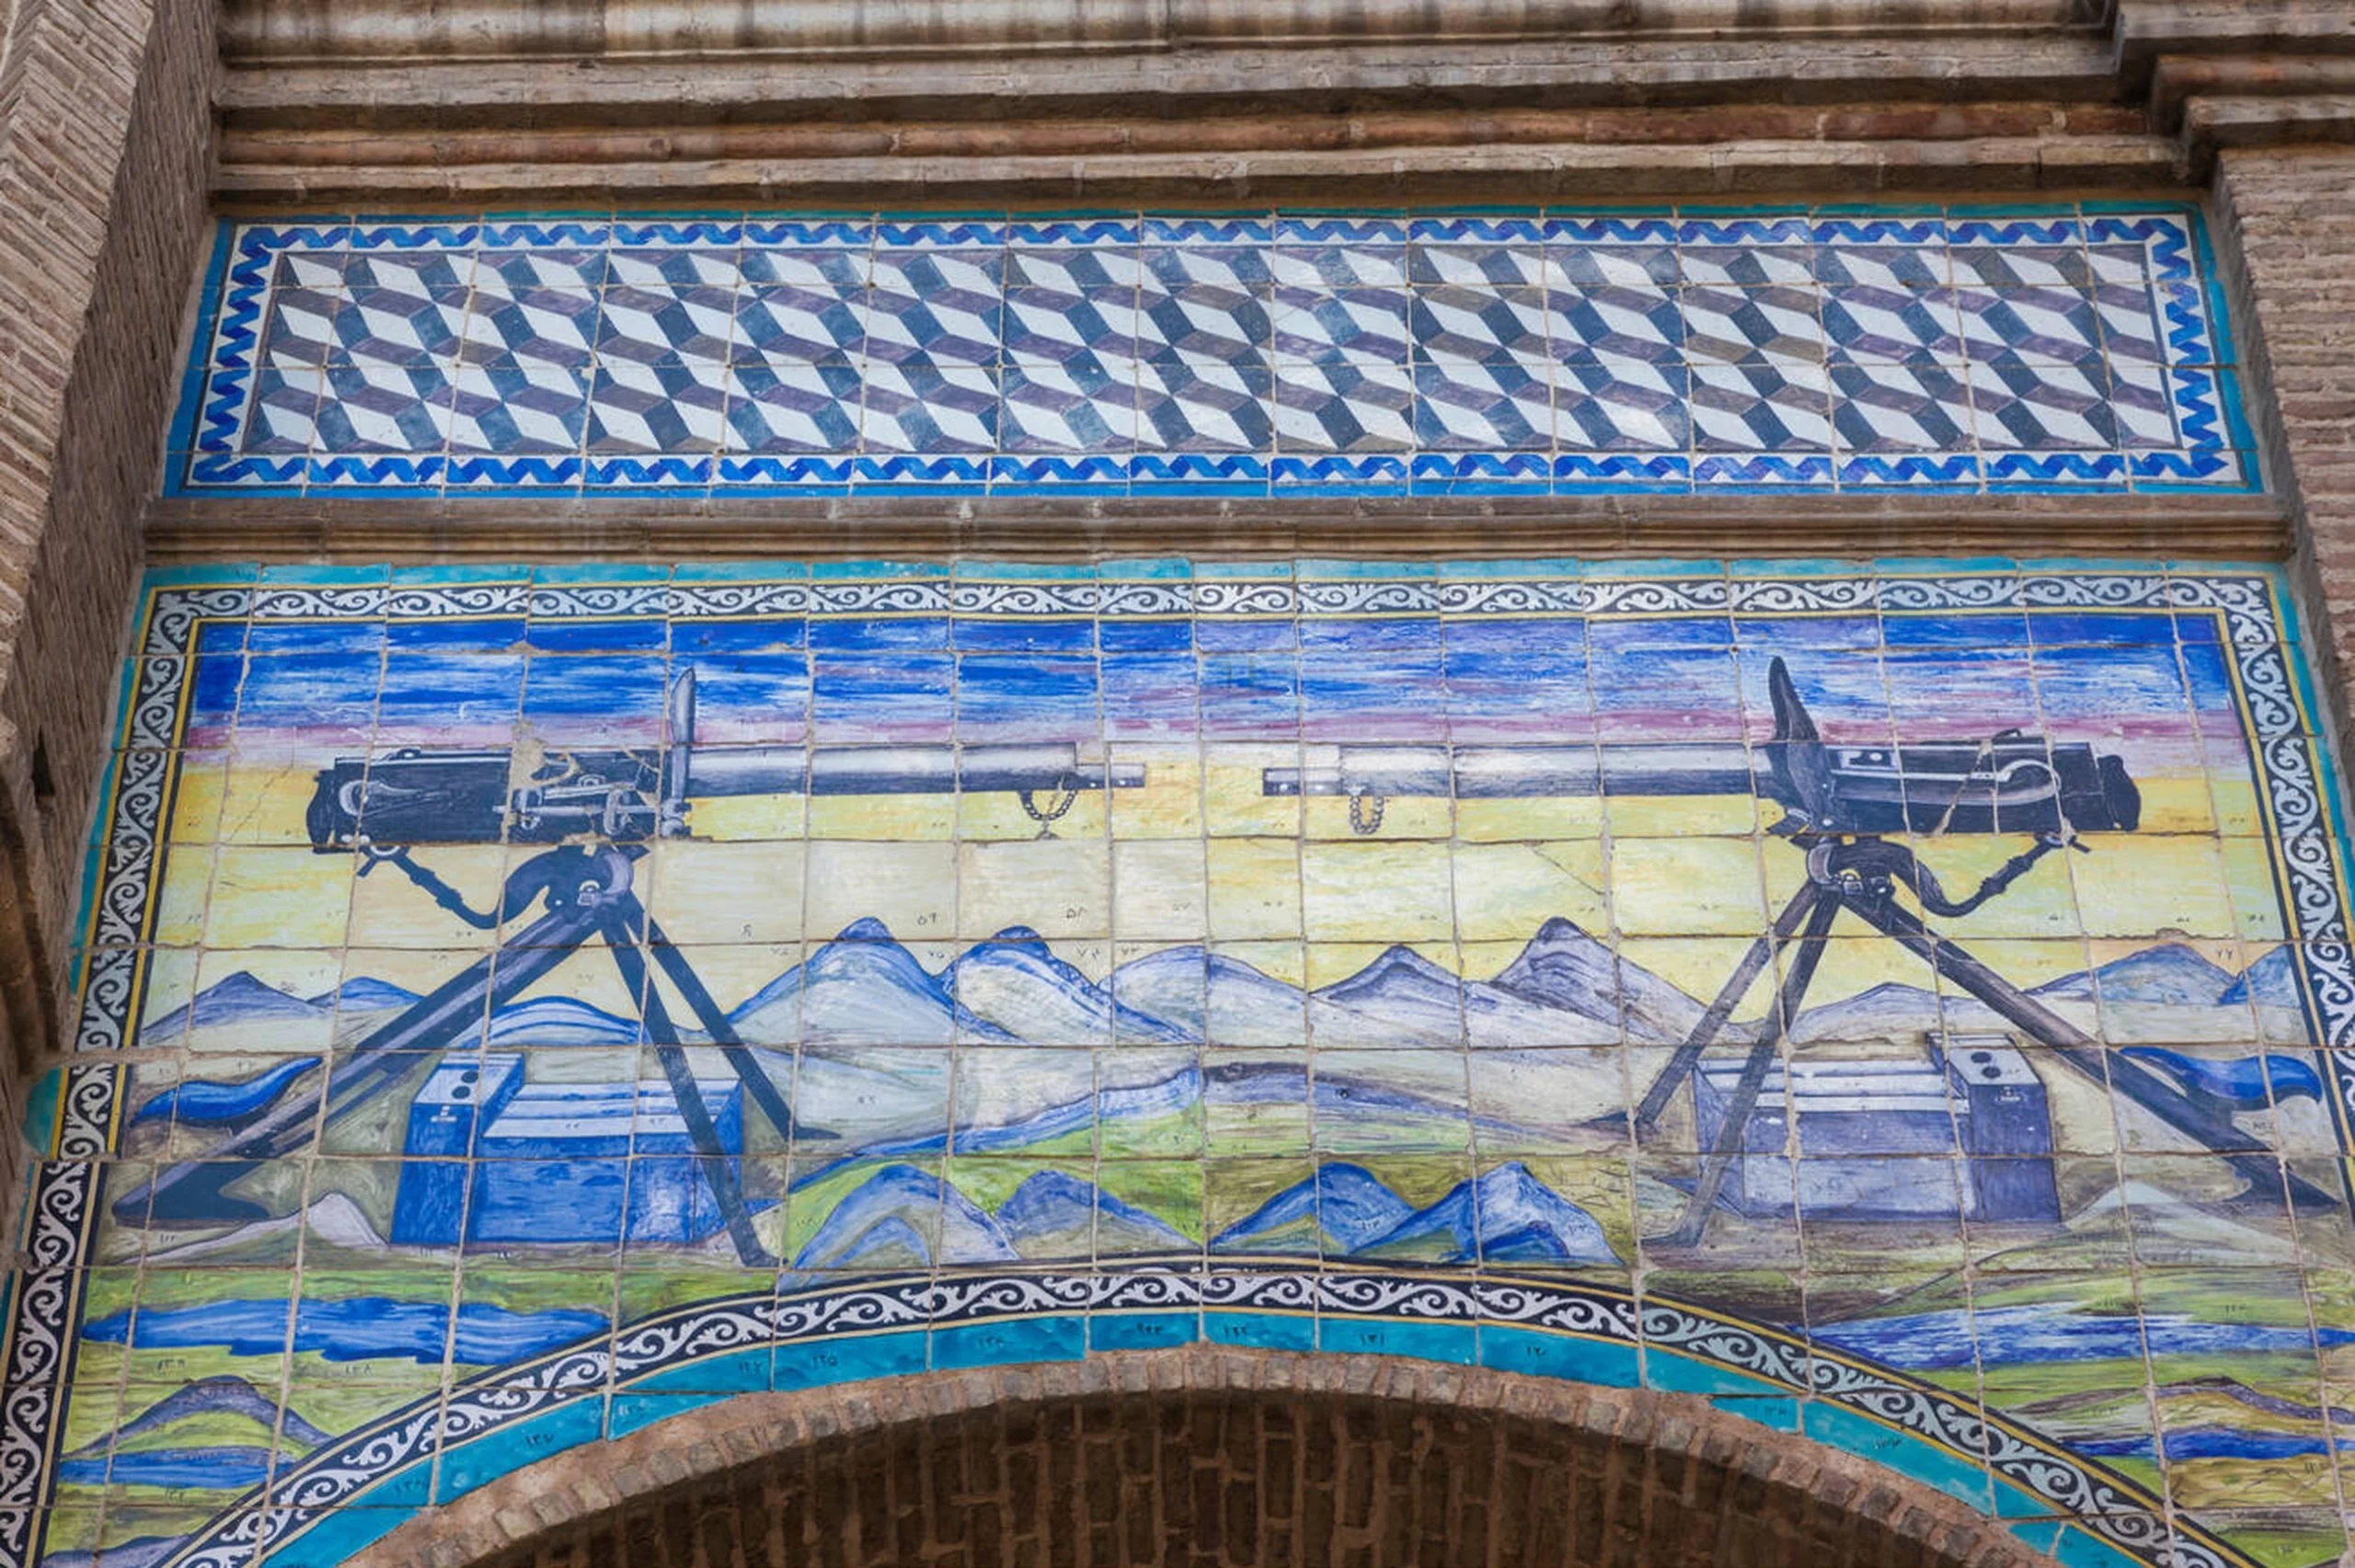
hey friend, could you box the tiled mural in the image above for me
[14,557,2355,1568]
[166,205,2254,498]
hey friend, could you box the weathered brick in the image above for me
[2220,147,2355,786]
[0,0,213,1178]
[339,1351,2052,1568]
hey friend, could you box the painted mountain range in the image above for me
[150,920,2310,1051]
[1212,1161,1618,1265]
[791,1164,1195,1269]
[789,1159,1618,1271]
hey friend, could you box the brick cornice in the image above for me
[209,0,2355,204]
[221,0,2096,69]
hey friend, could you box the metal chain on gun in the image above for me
[1019,783,1081,839]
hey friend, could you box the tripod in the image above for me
[117,842,812,1268]
[1631,830,2334,1247]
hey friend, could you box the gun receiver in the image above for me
[1265,658,2139,837]
[307,669,1143,850]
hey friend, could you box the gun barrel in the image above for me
[312,742,1149,851]
[686,745,1144,798]
[1260,739,2138,835]
[1266,745,1760,799]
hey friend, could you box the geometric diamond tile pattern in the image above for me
[172,207,2257,496]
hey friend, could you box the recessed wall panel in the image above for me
[8,559,2352,1568]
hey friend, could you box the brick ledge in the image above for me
[144,492,2292,567]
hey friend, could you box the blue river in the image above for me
[1810,1307,2355,1370]
[83,1298,606,1365]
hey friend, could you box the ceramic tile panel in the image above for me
[13,559,2355,1568]
[167,208,2257,498]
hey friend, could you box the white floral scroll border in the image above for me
[150,1266,2251,1568]
[0,566,2341,1568]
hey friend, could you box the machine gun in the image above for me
[307,668,1142,848]
[1265,657,2328,1241]
[1266,708,2140,838]
[115,669,1144,1267]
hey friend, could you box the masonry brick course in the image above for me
[2216,147,2355,772]
[0,0,213,1097]
[16,10,2355,1566]
[354,1352,2054,1568]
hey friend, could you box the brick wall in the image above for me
[2215,148,2355,788]
[0,0,215,1088]
[358,1352,2050,1568]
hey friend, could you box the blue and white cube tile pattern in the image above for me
[167,208,2257,498]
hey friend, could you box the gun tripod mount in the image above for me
[122,668,1145,1268]
[1261,656,2328,1246]
[1627,671,2333,1249]
[112,841,810,1268]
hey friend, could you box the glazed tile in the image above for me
[29,557,2355,1568]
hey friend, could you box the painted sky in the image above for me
[179,606,2249,773]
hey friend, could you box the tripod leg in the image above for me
[1654,890,1842,1249]
[124,898,605,1224]
[635,905,812,1142]
[1634,879,1822,1130]
[1833,888,2332,1207]
[602,919,778,1267]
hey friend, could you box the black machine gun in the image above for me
[308,667,1143,849]
[1266,658,2326,1239]
[121,669,1143,1268]
[1267,667,2141,839]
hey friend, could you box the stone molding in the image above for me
[141,492,2292,567]
[221,0,2088,65]
[347,1348,2060,1568]
[213,0,2355,204]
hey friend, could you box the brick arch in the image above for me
[360,1349,2056,1568]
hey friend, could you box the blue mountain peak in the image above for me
[307,977,419,1013]
[948,928,1193,1044]
[2035,943,2234,1006]
[64,1376,332,1461]
[952,932,1080,977]
[1213,1162,1617,1266]
[818,1217,934,1272]
[997,1169,1097,1234]
[2219,946,2304,1010]
[1214,1162,1415,1254]
[1391,1162,1618,1266]
[791,1163,1017,1270]
[1318,944,1458,1005]
[853,1162,941,1200]
[729,922,954,1031]
[150,971,325,1036]
[805,934,948,994]
[995,1169,1189,1249]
